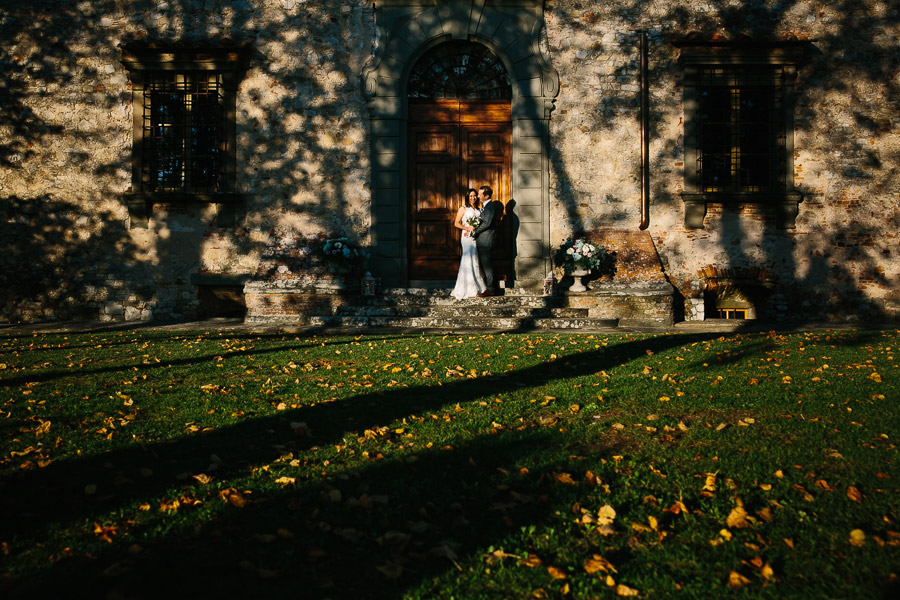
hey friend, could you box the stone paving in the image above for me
[0,317,877,337]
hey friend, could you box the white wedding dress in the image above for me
[450,206,487,299]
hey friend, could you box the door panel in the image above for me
[408,100,511,281]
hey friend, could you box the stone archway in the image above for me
[362,0,559,288]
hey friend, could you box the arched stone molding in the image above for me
[362,0,559,287]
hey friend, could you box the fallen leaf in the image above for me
[616,583,640,597]
[815,479,835,491]
[274,476,295,485]
[728,571,751,588]
[847,486,863,502]
[761,563,775,582]
[727,505,750,529]
[521,554,542,568]
[547,566,567,579]
[850,529,866,547]
[218,488,246,508]
[584,554,616,574]
[598,504,617,524]
[554,472,577,485]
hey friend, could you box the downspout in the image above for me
[639,31,650,230]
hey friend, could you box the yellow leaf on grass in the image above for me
[726,505,750,529]
[554,472,577,485]
[761,563,775,582]
[850,529,866,547]
[702,473,717,492]
[815,479,835,492]
[728,571,751,588]
[719,528,733,541]
[547,566,567,579]
[521,554,542,568]
[868,372,882,383]
[616,583,640,597]
[847,486,863,502]
[584,554,616,574]
[597,505,617,525]
[218,488,246,508]
[275,476,295,485]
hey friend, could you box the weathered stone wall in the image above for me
[0,0,374,322]
[546,0,900,322]
[2,0,898,324]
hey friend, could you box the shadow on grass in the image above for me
[0,328,887,598]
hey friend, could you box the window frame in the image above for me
[676,42,808,229]
[122,47,249,225]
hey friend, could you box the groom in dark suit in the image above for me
[471,185,500,297]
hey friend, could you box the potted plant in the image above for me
[316,237,368,286]
[554,238,615,292]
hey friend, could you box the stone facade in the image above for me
[1,0,898,323]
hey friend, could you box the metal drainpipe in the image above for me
[639,31,650,230]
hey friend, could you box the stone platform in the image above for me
[243,284,673,330]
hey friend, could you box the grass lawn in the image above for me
[1,327,899,599]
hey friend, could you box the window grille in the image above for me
[142,72,225,193]
[407,41,511,99]
[697,66,785,194]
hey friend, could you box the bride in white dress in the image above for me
[450,189,487,299]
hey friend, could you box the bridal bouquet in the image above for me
[466,215,482,229]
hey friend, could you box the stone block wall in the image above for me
[1,0,898,324]
[546,0,900,322]
[1,0,375,322]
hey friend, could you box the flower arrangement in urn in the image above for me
[554,238,615,275]
[553,237,616,292]
[317,236,368,274]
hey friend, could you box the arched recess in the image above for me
[362,0,560,288]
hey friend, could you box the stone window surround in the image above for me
[362,0,560,288]
[121,46,250,228]
[676,40,810,230]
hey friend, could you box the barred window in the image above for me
[122,46,249,210]
[697,66,785,194]
[143,72,225,193]
[676,42,809,229]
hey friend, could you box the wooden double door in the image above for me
[408,99,512,280]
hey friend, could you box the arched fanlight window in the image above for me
[407,41,512,99]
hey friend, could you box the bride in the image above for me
[450,188,487,299]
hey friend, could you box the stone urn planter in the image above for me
[569,267,590,292]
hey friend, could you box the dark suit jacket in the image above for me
[471,200,500,248]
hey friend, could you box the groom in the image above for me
[471,184,500,297]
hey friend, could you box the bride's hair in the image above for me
[465,188,479,209]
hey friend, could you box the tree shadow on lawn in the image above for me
[3,329,884,598]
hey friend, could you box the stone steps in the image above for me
[244,284,675,329]
[305,288,619,330]
[307,314,620,330]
